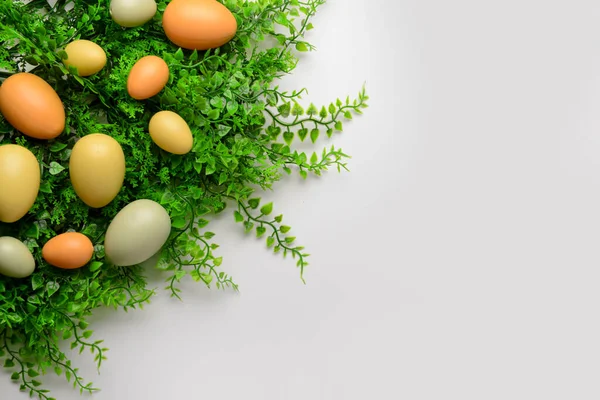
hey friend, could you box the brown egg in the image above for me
[42,232,94,270]
[162,0,238,50]
[127,56,169,100]
[0,73,65,139]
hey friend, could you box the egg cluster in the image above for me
[0,0,237,279]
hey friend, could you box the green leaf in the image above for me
[172,218,187,229]
[4,359,15,368]
[10,372,19,380]
[31,275,44,291]
[260,202,273,216]
[300,170,308,180]
[266,236,275,248]
[248,198,260,209]
[285,236,296,244]
[310,152,318,164]
[234,211,244,222]
[319,106,328,119]
[280,225,291,234]
[297,128,308,141]
[89,261,102,272]
[49,142,68,152]
[39,181,52,194]
[174,48,184,61]
[274,215,283,223]
[295,42,308,51]
[283,130,294,145]
[256,226,266,237]
[82,331,93,339]
[310,128,319,143]
[49,161,65,175]
[329,103,336,114]
[27,369,39,378]
[335,121,343,131]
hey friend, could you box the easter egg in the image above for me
[69,134,126,208]
[0,73,65,139]
[127,56,169,100]
[148,111,194,154]
[104,199,171,266]
[0,237,35,278]
[42,232,94,270]
[110,0,157,27]
[0,145,40,223]
[162,0,238,50]
[63,40,107,76]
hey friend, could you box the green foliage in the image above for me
[0,0,367,397]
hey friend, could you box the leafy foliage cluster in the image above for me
[0,0,367,397]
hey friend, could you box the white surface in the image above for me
[4,0,600,399]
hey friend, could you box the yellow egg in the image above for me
[63,40,107,77]
[0,145,40,223]
[148,111,193,155]
[69,134,126,208]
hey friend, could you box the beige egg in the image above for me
[104,199,171,266]
[148,111,193,154]
[0,237,36,278]
[110,0,157,27]
[69,134,125,208]
[63,40,107,77]
[0,145,40,223]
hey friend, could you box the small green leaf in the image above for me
[49,142,68,152]
[280,225,291,233]
[234,211,244,223]
[172,218,187,229]
[300,170,308,180]
[283,130,294,145]
[248,198,260,209]
[260,202,273,216]
[310,152,318,164]
[49,161,65,175]
[285,236,296,244]
[4,359,15,368]
[310,128,319,143]
[27,369,39,378]
[31,275,44,291]
[256,226,266,237]
[266,236,275,248]
[319,106,327,119]
[335,121,343,131]
[89,261,102,272]
[174,48,184,61]
[296,42,308,51]
[82,330,93,339]
[39,181,52,194]
[329,103,336,114]
[297,128,308,141]
[10,372,19,380]
[274,215,283,223]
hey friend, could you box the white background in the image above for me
[4,0,600,399]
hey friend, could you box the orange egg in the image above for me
[127,56,169,100]
[42,232,94,270]
[162,0,238,50]
[0,73,65,139]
